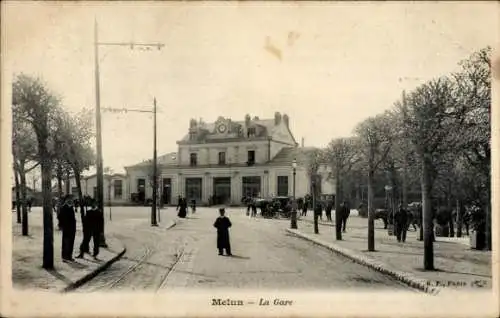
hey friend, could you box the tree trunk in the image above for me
[19,160,29,236]
[56,163,63,221]
[421,158,434,270]
[335,166,342,240]
[41,149,54,269]
[368,167,375,252]
[14,166,21,224]
[456,199,462,238]
[485,188,491,251]
[447,181,454,237]
[73,167,85,225]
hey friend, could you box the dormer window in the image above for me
[247,127,256,137]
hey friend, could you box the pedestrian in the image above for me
[251,199,257,217]
[191,199,197,214]
[325,200,333,222]
[58,195,76,262]
[27,197,32,212]
[341,201,351,232]
[394,203,408,243]
[177,196,187,218]
[76,199,102,259]
[213,208,232,256]
[314,202,322,221]
[301,198,308,216]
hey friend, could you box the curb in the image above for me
[60,245,127,293]
[286,228,442,295]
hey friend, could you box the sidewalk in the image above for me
[290,212,491,294]
[12,211,125,292]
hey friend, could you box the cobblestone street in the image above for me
[76,207,415,292]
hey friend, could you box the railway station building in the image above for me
[124,112,335,206]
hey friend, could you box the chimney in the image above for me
[283,114,289,127]
[301,137,304,148]
[274,112,282,125]
[245,114,251,127]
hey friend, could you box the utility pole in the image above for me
[93,18,164,233]
[102,100,160,226]
[152,98,158,226]
[94,19,107,247]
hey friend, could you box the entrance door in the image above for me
[185,178,202,203]
[242,176,261,198]
[137,178,146,202]
[162,178,172,204]
[213,177,231,205]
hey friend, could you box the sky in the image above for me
[4,1,499,181]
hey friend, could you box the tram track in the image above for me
[155,246,187,291]
[104,246,154,290]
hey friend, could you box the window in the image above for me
[93,187,97,199]
[218,152,226,165]
[190,153,198,166]
[247,150,255,165]
[277,176,289,196]
[71,187,78,195]
[114,180,123,199]
[137,179,146,193]
[247,127,256,137]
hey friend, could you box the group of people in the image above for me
[57,195,103,262]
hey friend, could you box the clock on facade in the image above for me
[217,124,227,133]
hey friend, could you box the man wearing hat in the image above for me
[213,208,232,256]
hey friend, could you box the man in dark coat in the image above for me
[58,195,76,262]
[214,208,232,256]
[301,199,308,216]
[251,198,257,217]
[394,203,408,242]
[325,200,333,222]
[314,202,323,221]
[341,201,351,232]
[76,199,102,259]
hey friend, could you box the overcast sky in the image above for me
[4,2,499,177]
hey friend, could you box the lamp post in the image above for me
[312,174,319,234]
[291,158,298,229]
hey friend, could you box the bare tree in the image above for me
[13,74,61,269]
[453,47,492,249]
[401,77,457,269]
[355,111,394,251]
[54,108,95,223]
[304,148,324,234]
[12,105,39,234]
[324,137,359,240]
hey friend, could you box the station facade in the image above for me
[125,112,335,206]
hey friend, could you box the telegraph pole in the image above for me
[102,101,160,226]
[152,98,158,226]
[93,17,164,233]
[94,19,107,247]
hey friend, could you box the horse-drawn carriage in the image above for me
[252,196,293,218]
